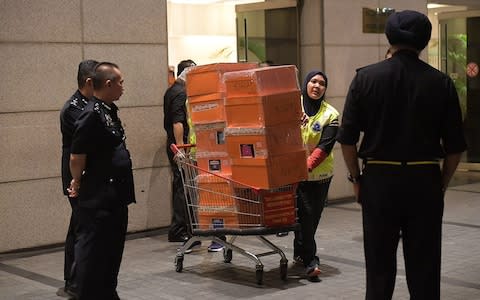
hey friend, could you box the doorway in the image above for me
[439,11,480,169]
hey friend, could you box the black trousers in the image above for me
[167,146,189,239]
[294,179,331,267]
[361,164,443,300]
[75,205,128,300]
[64,197,78,284]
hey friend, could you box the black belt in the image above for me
[364,159,439,166]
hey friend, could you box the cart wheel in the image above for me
[280,260,288,281]
[223,248,232,263]
[175,255,184,272]
[256,269,264,285]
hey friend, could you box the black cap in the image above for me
[177,59,196,77]
[385,10,432,50]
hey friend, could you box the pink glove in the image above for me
[307,148,327,171]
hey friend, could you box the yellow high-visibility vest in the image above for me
[302,99,339,181]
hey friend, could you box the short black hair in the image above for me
[177,59,196,77]
[93,62,120,90]
[77,59,98,89]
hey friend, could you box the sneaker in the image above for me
[307,274,321,282]
[56,286,77,298]
[183,240,201,254]
[293,255,304,265]
[276,231,289,237]
[207,241,224,252]
[306,265,321,278]
[168,234,189,243]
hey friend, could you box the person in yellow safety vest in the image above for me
[293,70,339,282]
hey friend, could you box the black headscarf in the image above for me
[302,70,328,117]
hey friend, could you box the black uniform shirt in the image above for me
[60,90,89,195]
[337,50,467,160]
[71,97,135,208]
[163,80,189,146]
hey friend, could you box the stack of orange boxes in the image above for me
[223,65,308,189]
[223,65,308,227]
[186,63,257,229]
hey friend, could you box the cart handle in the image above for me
[170,143,196,154]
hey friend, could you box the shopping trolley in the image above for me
[170,144,300,285]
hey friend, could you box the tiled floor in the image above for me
[1,175,479,299]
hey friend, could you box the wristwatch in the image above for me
[347,174,361,184]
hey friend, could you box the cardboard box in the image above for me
[186,62,257,97]
[197,173,235,207]
[235,186,296,227]
[188,93,225,124]
[196,151,232,174]
[197,210,239,230]
[224,122,304,159]
[193,122,226,153]
[223,65,299,97]
[231,149,308,189]
[224,91,302,127]
[263,207,296,227]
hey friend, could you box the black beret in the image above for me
[385,10,432,50]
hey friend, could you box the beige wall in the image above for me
[0,0,170,252]
[0,0,432,252]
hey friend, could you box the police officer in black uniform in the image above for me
[58,59,98,298]
[69,62,135,300]
[337,10,466,300]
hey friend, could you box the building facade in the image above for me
[2,0,478,252]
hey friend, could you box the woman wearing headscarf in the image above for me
[294,70,339,281]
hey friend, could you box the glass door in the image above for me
[440,14,480,168]
[236,1,299,66]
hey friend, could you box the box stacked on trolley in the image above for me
[223,65,307,228]
[187,63,308,230]
[186,63,257,230]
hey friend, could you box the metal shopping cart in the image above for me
[170,144,300,285]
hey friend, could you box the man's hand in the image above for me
[353,183,361,205]
[68,178,81,198]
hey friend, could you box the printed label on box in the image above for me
[192,102,218,112]
[212,218,225,229]
[240,144,255,157]
[209,159,221,171]
[216,131,225,144]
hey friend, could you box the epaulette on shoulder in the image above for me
[69,97,82,109]
[93,102,101,114]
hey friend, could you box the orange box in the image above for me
[196,151,232,173]
[235,191,295,228]
[193,122,226,153]
[225,90,302,127]
[197,210,239,230]
[223,65,299,97]
[197,173,235,207]
[262,189,296,212]
[231,150,308,189]
[186,62,257,97]
[263,207,296,227]
[188,93,225,124]
[224,122,304,159]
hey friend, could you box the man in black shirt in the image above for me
[163,59,196,244]
[58,59,98,298]
[337,10,466,300]
[70,62,135,300]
